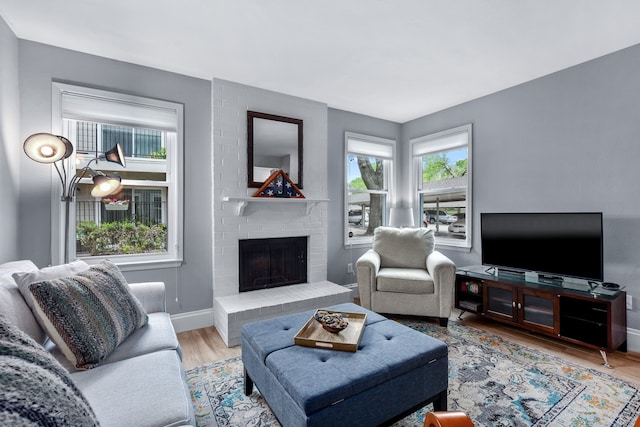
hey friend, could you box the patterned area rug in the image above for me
[186,319,640,426]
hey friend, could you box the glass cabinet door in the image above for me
[485,282,516,321]
[520,289,558,333]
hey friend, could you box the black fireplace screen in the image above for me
[239,237,307,292]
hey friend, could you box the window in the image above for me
[344,132,395,246]
[412,124,472,250]
[52,83,183,267]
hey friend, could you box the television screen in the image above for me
[481,212,603,281]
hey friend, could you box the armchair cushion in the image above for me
[377,268,434,294]
[373,227,435,269]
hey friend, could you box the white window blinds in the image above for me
[58,85,179,131]
[346,133,394,159]
[412,128,469,157]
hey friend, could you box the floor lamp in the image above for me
[389,207,415,228]
[23,133,126,263]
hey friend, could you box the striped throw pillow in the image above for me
[28,260,148,370]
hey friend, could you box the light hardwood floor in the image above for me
[177,306,640,384]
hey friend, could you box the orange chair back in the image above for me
[424,411,475,427]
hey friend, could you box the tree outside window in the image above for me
[345,133,394,245]
[412,125,472,249]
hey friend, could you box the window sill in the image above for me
[435,242,472,253]
[344,241,373,250]
[81,257,183,271]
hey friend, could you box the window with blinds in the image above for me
[411,124,472,249]
[52,82,183,266]
[344,132,395,245]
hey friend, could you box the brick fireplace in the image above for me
[211,79,351,346]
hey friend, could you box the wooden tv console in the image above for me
[455,266,627,368]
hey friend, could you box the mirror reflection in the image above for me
[248,111,303,188]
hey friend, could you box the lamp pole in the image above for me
[64,196,72,263]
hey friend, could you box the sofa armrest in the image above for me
[129,282,167,313]
[356,249,381,310]
[426,251,456,316]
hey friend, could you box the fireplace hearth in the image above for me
[239,236,307,292]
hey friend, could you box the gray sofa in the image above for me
[0,260,195,427]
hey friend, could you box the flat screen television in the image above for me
[481,212,603,281]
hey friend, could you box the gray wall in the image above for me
[0,16,20,263]
[402,43,640,330]
[327,108,402,285]
[17,41,213,315]
[4,14,638,330]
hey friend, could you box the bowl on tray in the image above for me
[314,310,349,333]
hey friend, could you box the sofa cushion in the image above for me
[71,350,195,427]
[47,312,181,372]
[0,314,98,426]
[0,260,48,344]
[0,260,38,280]
[373,227,435,269]
[0,260,45,342]
[26,260,148,370]
[13,259,91,314]
[377,267,434,294]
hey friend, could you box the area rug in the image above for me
[186,319,640,426]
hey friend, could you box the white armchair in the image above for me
[356,226,456,326]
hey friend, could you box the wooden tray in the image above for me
[294,310,367,352]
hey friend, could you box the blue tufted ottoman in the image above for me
[241,302,448,427]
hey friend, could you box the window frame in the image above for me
[411,124,472,251]
[344,131,396,247]
[51,82,184,269]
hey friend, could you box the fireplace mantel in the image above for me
[223,196,329,216]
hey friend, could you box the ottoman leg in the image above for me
[433,389,448,411]
[244,368,254,396]
[439,318,449,327]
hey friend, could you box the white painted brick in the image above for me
[213,79,329,344]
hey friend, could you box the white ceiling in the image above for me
[2,0,640,123]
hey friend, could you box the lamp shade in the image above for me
[104,144,126,167]
[91,174,122,197]
[389,207,415,228]
[23,133,73,163]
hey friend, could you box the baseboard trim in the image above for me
[627,326,640,353]
[170,308,214,333]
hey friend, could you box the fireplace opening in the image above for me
[239,237,307,292]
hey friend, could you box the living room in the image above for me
[1,2,640,426]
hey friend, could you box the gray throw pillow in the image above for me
[27,260,148,370]
[0,313,99,426]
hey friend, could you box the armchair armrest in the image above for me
[129,281,167,313]
[356,249,381,310]
[426,251,456,316]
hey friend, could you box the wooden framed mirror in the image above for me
[248,111,303,188]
